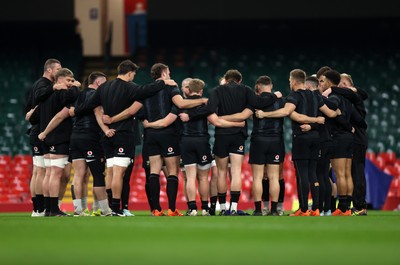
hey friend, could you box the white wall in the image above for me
[75,0,127,57]
[107,0,127,56]
[74,0,105,56]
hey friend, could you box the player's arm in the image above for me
[207,113,245,128]
[25,105,38,121]
[142,113,178,129]
[255,102,296,118]
[94,106,115,137]
[289,111,325,124]
[103,101,143,124]
[172,94,208,109]
[38,107,70,141]
[220,108,253,122]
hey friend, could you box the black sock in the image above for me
[278,179,285,203]
[201,200,209,210]
[254,201,262,212]
[230,191,240,203]
[210,196,217,209]
[167,175,179,211]
[71,184,75,200]
[271,201,278,213]
[337,195,347,212]
[106,189,112,208]
[44,196,51,213]
[347,195,353,210]
[36,194,44,212]
[149,174,161,211]
[122,162,133,210]
[50,197,59,213]
[144,168,154,211]
[188,201,197,210]
[310,182,319,211]
[218,192,227,209]
[111,198,121,212]
[262,179,269,202]
[31,197,37,212]
[331,196,337,212]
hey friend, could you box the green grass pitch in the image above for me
[1,211,400,265]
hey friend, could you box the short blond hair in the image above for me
[340,73,354,86]
[188,78,205,93]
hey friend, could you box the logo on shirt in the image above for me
[50,146,55,152]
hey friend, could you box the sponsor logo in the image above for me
[34,147,38,152]
[202,155,207,161]
[275,155,279,160]
[168,147,173,153]
[87,151,93,156]
[237,145,244,152]
[118,147,124,153]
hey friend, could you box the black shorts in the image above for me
[249,136,284,164]
[145,133,180,158]
[47,143,70,156]
[102,131,135,159]
[319,140,333,159]
[69,138,105,161]
[292,135,320,160]
[180,136,212,166]
[330,134,354,159]
[213,134,245,158]
[30,135,45,156]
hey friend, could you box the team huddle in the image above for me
[25,58,368,217]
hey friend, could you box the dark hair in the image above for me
[323,70,341,86]
[117,60,139,75]
[43,58,61,72]
[150,63,169,79]
[306,76,319,87]
[255,75,272,86]
[290,69,306,84]
[316,66,332,79]
[88,71,107,85]
[224,69,242,83]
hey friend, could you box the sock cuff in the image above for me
[167,175,178,181]
[149,173,160,179]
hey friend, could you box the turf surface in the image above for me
[0,211,399,265]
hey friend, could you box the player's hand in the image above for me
[179,113,190,122]
[255,110,266,118]
[102,115,112,124]
[336,108,342,115]
[237,121,245,127]
[316,116,325,124]
[105,129,116,137]
[322,88,332,97]
[68,107,75,117]
[274,91,283,98]
[142,119,150,128]
[73,80,81,88]
[164,79,177,87]
[38,132,46,141]
[300,124,311,132]
[53,83,68,90]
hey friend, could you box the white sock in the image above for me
[74,199,82,213]
[220,203,226,210]
[263,201,270,210]
[93,200,100,211]
[99,199,111,214]
[277,202,283,210]
[58,200,63,208]
[230,202,238,211]
[81,197,88,210]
